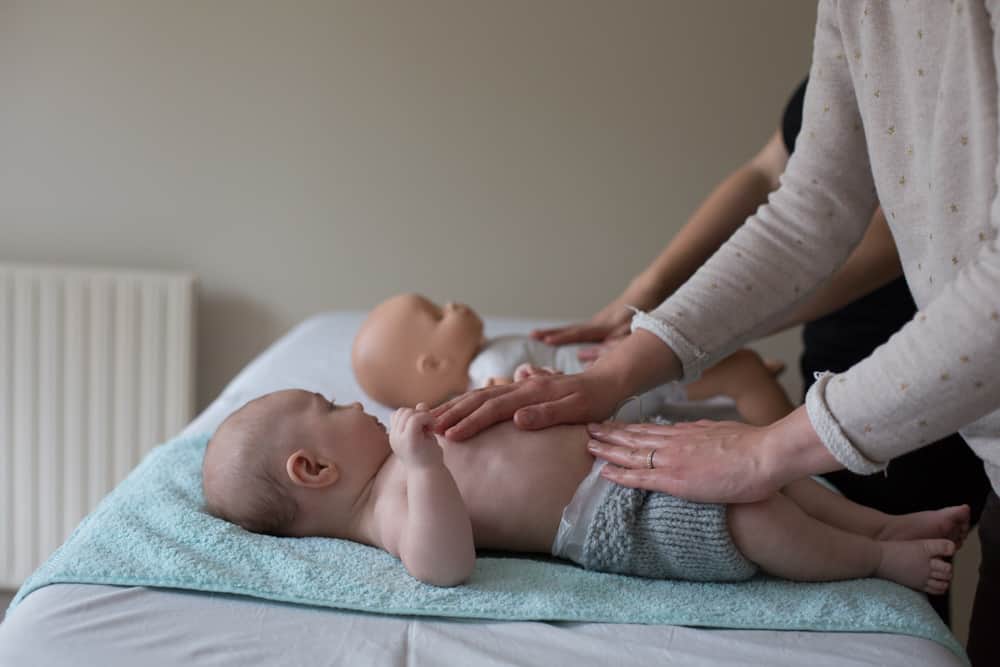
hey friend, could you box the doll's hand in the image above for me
[513,363,560,382]
[389,405,442,468]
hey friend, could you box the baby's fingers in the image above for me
[410,409,435,433]
[393,407,415,433]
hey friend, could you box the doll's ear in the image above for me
[416,353,449,376]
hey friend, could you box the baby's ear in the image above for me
[415,353,450,376]
[286,449,340,488]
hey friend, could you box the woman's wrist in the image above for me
[590,328,683,399]
[760,406,842,487]
[622,273,668,311]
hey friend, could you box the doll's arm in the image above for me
[389,406,475,586]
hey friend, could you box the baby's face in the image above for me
[266,389,390,472]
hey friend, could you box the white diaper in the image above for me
[550,459,614,562]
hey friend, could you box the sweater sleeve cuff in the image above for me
[805,372,887,475]
[628,307,710,382]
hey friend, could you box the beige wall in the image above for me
[0,0,815,408]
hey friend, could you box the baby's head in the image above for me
[352,293,484,407]
[202,389,389,538]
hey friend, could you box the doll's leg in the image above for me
[728,492,954,593]
[685,349,794,426]
[781,477,970,546]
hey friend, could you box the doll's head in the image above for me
[352,293,484,407]
[202,389,390,538]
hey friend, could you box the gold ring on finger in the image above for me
[646,448,656,469]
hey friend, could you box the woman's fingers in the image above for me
[530,326,565,340]
[586,440,654,468]
[539,324,614,346]
[590,429,680,449]
[512,391,587,430]
[431,384,514,427]
[435,378,562,440]
[436,373,620,440]
[588,422,681,443]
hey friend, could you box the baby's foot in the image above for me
[877,505,970,549]
[876,539,955,594]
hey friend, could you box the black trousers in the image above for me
[967,491,1000,666]
[820,434,990,625]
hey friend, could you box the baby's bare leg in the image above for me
[779,478,887,537]
[781,477,970,546]
[685,349,794,426]
[728,493,955,593]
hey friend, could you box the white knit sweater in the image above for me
[635,0,1000,493]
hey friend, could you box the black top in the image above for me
[780,78,917,395]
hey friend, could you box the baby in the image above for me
[351,293,793,426]
[202,389,967,592]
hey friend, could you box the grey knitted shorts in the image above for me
[580,484,758,582]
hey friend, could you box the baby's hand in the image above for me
[389,405,443,468]
[513,363,561,382]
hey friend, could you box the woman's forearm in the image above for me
[631,132,786,307]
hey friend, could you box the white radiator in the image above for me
[0,263,196,588]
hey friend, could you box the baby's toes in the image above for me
[951,505,971,545]
[924,538,956,559]
[930,558,953,581]
[927,559,952,595]
[926,578,950,595]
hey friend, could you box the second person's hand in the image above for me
[530,279,662,346]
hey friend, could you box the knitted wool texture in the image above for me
[581,484,757,582]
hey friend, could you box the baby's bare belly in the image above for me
[440,422,594,553]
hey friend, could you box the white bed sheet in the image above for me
[0,312,963,667]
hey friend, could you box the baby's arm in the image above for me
[389,406,475,586]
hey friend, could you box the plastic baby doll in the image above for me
[202,389,967,591]
[351,293,793,426]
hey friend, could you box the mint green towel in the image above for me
[9,433,966,662]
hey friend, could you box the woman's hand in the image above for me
[586,408,841,504]
[432,368,626,441]
[434,329,682,441]
[531,317,630,347]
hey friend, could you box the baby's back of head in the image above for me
[202,399,298,536]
